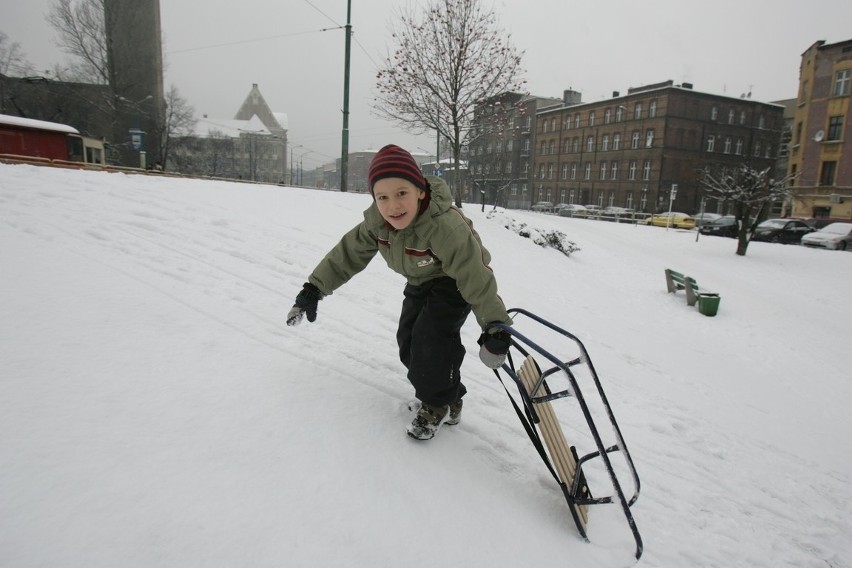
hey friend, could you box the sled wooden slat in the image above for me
[518,356,589,527]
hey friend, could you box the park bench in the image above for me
[664,268,702,306]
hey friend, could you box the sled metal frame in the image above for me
[493,308,643,560]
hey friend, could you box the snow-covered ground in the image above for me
[1,163,850,567]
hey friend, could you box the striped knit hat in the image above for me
[368,144,429,194]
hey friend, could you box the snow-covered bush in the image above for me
[486,211,580,257]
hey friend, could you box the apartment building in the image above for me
[532,81,784,214]
[788,39,852,221]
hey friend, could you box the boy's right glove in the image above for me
[478,325,512,369]
[286,282,323,326]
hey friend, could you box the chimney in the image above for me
[612,91,620,98]
[563,89,582,106]
[682,82,694,89]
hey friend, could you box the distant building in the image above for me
[788,39,852,221]
[468,92,562,209]
[170,84,288,183]
[532,80,784,214]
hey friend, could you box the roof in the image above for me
[192,114,278,139]
[0,113,80,135]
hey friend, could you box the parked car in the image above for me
[557,204,588,217]
[801,222,852,250]
[531,201,554,213]
[751,219,814,244]
[692,212,722,227]
[644,212,696,229]
[602,206,634,217]
[584,204,603,218]
[699,215,739,238]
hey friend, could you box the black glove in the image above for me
[478,324,512,369]
[286,282,323,326]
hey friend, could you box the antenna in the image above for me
[814,130,825,142]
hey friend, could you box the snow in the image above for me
[1,162,851,567]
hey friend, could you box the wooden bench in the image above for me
[665,268,701,306]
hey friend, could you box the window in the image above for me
[795,122,803,145]
[611,161,618,180]
[548,164,554,180]
[571,163,577,180]
[523,161,529,174]
[613,133,621,150]
[765,144,772,158]
[645,129,654,148]
[642,160,651,181]
[711,106,718,120]
[728,109,735,124]
[628,160,637,180]
[753,141,761,157]
[575,113,581,128]
[820,161,837,186]
[735,138,743,155]
[739,111,747,125]
[616,106,624,122]
[543,121,548,133]
[649,100,657,118]
[584,162,591,180]
[723,137,732,154]
[572,137,580,153]
[834,69,851,97]
[561,163,568,179]
[587,136,595,152]
[600,161,607,180]
[538,165,545,179]
[828,116,844,141]
[604,108,612,124]
[505,161,512,174]
[549,141,556,155]
[551,118,557,131]
[631,131,640,149]
[602,134,609,151]
[541,142,547,155]
[634,102,643,119]
[589,111,596,127]
[758,115,765,129]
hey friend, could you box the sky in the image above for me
[2,162,851,566]
[2,0,852,170]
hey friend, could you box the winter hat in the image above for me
[368,144,428,194]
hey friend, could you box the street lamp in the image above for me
[289,144,303,185]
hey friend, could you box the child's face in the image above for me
[373,177,426,230]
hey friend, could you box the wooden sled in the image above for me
[492,309,643,560]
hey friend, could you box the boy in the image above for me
[287,144,511,440]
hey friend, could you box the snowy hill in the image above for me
[1,163,851,567]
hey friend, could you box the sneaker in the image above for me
[407,402,449,440]
[445,399,463,426]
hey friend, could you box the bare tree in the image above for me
[698,163,795,256]
[374,0,524,207]
[155,85,196,169]
[47,0,109,84]
[0,31,34,76]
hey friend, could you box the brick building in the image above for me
[532,81,785,215]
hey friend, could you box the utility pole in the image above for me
[340,0,352,192]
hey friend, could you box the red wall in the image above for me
[0,126,69,160]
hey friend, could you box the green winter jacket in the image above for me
[308,176,511,330]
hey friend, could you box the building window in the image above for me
[820,161,837,186]
[765,144,772,158]
[505,161,512,174]
[541,142,547,155]
[584,162,591,180]
[571,163,577,179]
[634,102,643,119]
[551,118,557,131]
[600,161,607,180]
[542,121,548,133]
[631,131,640,149]
[628,160,637,180]
[723,137,732,154]
[611,161,618,180]
[561,163,568,179]
[735,138,743,155]
[549,141,556,155]
[548,164,554,179]
[589,111,596,127]
[575,113,581,128]
[828,116,844,141]
[834,69,851,97]
[569,189,575,203]
[587,136,594,152]
[604,108,612,124]
[649,100,657,118]
[642,160,652,181]
[739,111,747,125]
[645,129,654,148]
[728,109,735,124]
[602,134,609,151]
[572,137,580,152]
[613,133,621,150]
[711,106,718,120]
[753,141,761,157]
[616,106,624,122]
[523,160,529,174]
[758,115,765,129]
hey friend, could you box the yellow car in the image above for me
[644,212,696,229]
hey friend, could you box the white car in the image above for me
[801,222,852,250]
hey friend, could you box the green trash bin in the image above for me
[697,293,721,317]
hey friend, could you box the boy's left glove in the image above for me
[286,282,324,326]
[478,324,512,369]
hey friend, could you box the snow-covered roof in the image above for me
[0,113,80,135]
[272,112,288,130]
[192,115,277,139]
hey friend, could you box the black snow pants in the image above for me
[397,276,472,407]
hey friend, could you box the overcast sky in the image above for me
[2,0,851,170]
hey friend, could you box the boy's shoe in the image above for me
[445,399,463,426]
[407,402,449,440]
